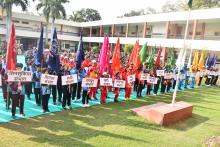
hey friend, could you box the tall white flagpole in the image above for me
[172,8,191,105]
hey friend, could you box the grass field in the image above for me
[0,86,219,147]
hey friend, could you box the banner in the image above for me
[100,78,113,86]
[127,74,135,83]
[7,70,32,82]
[164,73,171,79]
[114,80,125,88]
[147,76,157,84]
[40,74,58,85]
[169,73,176,79]
[62,74,78,85]
[156,70,165,76]
[82,78,98,87]
[140,73,149,80]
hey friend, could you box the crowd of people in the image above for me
[0,48,219,119]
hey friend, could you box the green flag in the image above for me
[188,0,193,8]
[145,46,156,70]
[166,48,176,70]
[140,43,148,63]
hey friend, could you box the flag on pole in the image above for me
[191,51,199,71]
[111,38,121,73]
[198,50,205,71]
[213,55,218,67]
[129,40,139,65]
[205,54,210,68]
[34,27,44,65]
[166,48,176,70]
[140,43,148,63]
[47,28,60,73]
[76,32,84,70]
[154,47,161,69]
[188,0,193,8]
[208,55,216,68]
[99,35,110,73]
[146,46,156,70]
[6,23,16,70]
[133,41,140,70]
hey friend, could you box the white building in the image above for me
[0,8,220,63]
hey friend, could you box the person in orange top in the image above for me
[113,72,122,102]
[125,67,134,99]
[100,72,109,104]
[89,60,99,100]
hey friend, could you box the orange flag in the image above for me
[191,51,199,71]
[198,50,205,71]
[129,40,139,65]
[112,38,121,72]
[133,41,140,70]
[6,23,17,70]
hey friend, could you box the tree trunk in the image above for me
[6,4,12,44]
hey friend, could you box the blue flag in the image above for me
[47,28,60,73]
[34,27,44,65]
[76,32,84,70]
[208,55,215,68]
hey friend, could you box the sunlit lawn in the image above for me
[0,86,219,147]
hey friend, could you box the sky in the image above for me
[13,0,180,20]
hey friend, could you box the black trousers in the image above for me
[134,78,139,92]
[12,94,24,116]
[137,83,143,97]
[82,90,89,104]
[25,82,32,98]
[52,85,57,102]
[166,81,172,92]
[173,80,176,89]
[146,85,151,95]
[62,93,71,107]
[210,76,215,86]
[205,77,211,85]
[161,81,166,94]
[34,88,41,105]
[57,85,63,102]
[42,94,50,111]
[153,80,160,94]
[72,83,77,99]
[6,92,12,109]
[213,76,218,85]
[198,77,203,86]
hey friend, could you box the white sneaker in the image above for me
[82,104,86,108]
[85,104,90,107]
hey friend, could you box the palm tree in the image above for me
[0,0,31,43]
[36,0,68,46]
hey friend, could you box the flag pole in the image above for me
[172,7,191,106]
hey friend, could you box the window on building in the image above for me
[214,32,220,36]
[13,20,19,23]
[22,21,29,24]
[65,44,70,49]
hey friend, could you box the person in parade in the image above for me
[33,64,42,106]
[62,69,72,110]
[81,68,90,107]
[10,63,25,118]
[190,68,197,88]
[113,71,122,102]
[24,58,33,100]
[125,66,134,99]
[100,72,109,104]
[184,66,190,89]
[137,67,144,98]
[89,60,99,100]
[146,70,154,96]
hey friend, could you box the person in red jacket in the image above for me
[100,72,109,104]
[125,67,134,99]
[113,72,122,102]
[89,60,99,100]
[137,67,144,98]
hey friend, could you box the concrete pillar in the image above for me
[126,23,129,38]
[142,22,147,38]
[192,20,198,39]
[162,21,170,66]
[200,22,205,40]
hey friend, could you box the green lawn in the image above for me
[0,86,219,147]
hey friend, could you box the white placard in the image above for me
[40,74,58,85]
[0,75,2,86]
[164,73,171,79]
[179,74,185,80]
[7,70,32,82]
[156,70,165,76]
[100,78,113,86]
[114,80,125,88]
[82,78,98,87]
[127,74,135,83]
[147,76,157,84]
[140,73,149,80]
[62,74,78,85]
[169,73,176,79]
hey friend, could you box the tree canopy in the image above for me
[69,8,101,22]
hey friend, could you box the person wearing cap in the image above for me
[10,63,25,118]
[33,64,42,106]
[100,72,109,104]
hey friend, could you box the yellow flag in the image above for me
[191,51,199,71]
[198,50,205,71]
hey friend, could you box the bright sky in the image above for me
[13,0,180,20]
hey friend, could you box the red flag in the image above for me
[133,41,140,70]
[129,40,139,65]
[112,38,121,72]
[6,23,17,70]
[154,48,161,68]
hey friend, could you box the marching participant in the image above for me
[113,71,122,102]
[81,68,90,107]
[125,66,134,99]
[10,63,25,118]
[146,70,154,96]
[24,58,33,100]
[33,64,42,106]
[89,60,98,100]
[137,67,144,98]
[100,72,109,104]
[62,70,72,110]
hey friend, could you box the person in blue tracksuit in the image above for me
[33,64,42,106]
